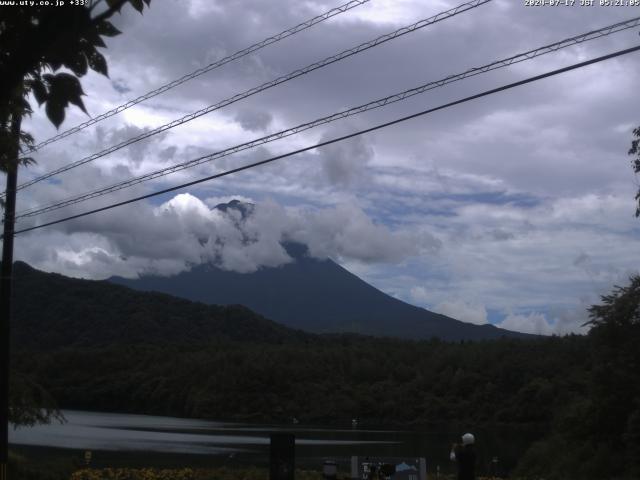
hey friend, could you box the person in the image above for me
[449,432,476,480]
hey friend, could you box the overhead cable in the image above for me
[20,0,372,155]
[15,15,640,220]
[10,0,492,195]
[10,44,640,236]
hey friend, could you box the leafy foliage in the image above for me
[515,276,640,480]
[0,0,152,171]
[584,276,640,478]
[13,338,588,429]
[0,84,35,173]
[629,127,640,216]
[8,372,63,428]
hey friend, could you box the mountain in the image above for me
[9,261,311,351]
[110,201,532,341]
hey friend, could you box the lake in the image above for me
[10,410,536,474]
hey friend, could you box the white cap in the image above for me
[462,433,475,445]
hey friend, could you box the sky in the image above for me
[10,0,640,335]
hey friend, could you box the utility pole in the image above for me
[1,113,21,480]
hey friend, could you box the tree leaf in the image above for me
[88,50,108,77]
[105,0,124,10]
[66,51,88,77]
[18,156,36,167]
[45,100,65,129]
[48,73,85,98]
[67,94,88,115]
[29,79,48,106]
[96,20,121,38]
[86,28,107,48]
[18,96,33,116]
[46,73,87,116]
[19,131,34,149]
[129,0,144,13]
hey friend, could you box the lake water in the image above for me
[10,410,535,474]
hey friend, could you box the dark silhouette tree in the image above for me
[1,0,152,170]
[584,276,640,478]
[629,127,640,217]
[0,0,152,472]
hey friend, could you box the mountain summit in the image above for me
[110,201,531,341]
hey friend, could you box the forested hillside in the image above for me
[10,261,311,350]
[13,336,587,426]
[9,261,640,479]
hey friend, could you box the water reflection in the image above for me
[10,410,539,474]
[10,410,399,456]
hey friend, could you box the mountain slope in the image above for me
[111,243,532,341]
[10,261,311,351]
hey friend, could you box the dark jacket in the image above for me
[453,444,476,480]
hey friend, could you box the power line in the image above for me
[20,0,371,156]
[10,0,491,195]
[15,15,640,221]
[10,44,640,237]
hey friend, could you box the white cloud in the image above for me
[16,195,435,279]
[318,130,373,187]
[331,0,438,26]
[495,307,592,336]
[496,312,553,336]
[433,299,488,325]
[287,202,440,263]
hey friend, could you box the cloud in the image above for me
[496,312,554,336]
[494,307,591,336]
[317,128,374,187]
[550,306,591,336]
[111,79,132,94]
[95,124,169,167]
[16,195,435,279]
[287,202,441,263]
[433,299,488,325]
[234,109,273,132]
[410,287,489,325]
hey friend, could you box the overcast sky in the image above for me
[11,0,640,334]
